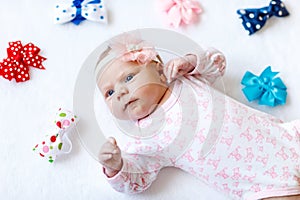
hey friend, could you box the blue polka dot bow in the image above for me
[54,0,107,25]
[237,0,289,35]
[241,66,287,107]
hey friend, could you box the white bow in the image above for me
[33,108,79,163]
[54,0,107,25]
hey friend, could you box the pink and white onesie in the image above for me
[102,50,300,200]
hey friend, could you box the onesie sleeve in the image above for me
[187,48,226,85]
[102,153,163,194]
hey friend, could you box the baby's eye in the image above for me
[106,89,114,97]
[125,74,134,83]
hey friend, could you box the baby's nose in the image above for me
[116,85,129,100]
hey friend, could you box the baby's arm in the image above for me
[164,48,226,84]
[99,137,162,194]
[189,48,226,84]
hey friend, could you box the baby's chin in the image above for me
[114,108,156,121]
[131,104,159,120]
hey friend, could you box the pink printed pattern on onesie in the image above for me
[103,73,300,200]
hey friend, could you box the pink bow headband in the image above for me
[33,108,78,163]
[95,33,164,83]
[108,33,161,65]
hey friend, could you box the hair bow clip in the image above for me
[158,0,202,28]
[54,0,107,25]
[237,0,289,35]
[0,41,46,83]
[241,66,287,107]
[33,108,78,163]
[109,33,159,65]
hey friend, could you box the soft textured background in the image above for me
[0,0,299,199]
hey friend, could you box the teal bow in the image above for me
[241,66,287,106]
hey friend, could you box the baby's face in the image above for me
[98,58,167,120]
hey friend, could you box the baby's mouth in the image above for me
[124,99,138,110]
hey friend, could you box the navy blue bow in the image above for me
[237,0,289,35]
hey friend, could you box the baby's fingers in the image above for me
[100,142,117,155]
[99,140,121,156]
[107,137,117,145]
[99,153,112,162]
[112,147,121,154]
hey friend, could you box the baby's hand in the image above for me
[99,137,123,177]
[164,54,197,83]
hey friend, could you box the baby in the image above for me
[96,35,300,200]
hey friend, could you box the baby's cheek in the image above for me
[110,103,119,114]
[110,102,129,120]
[107,101,119,116]
[137,102,156,116]
[106,101,113,112]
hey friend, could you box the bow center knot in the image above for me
[262,77,270,84]
[72,0,84,7]
[127,44,141,52]
[14,55,23,63]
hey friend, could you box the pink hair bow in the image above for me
[159,0,202,27]
[109,33,158,65]
[33,108,78,163]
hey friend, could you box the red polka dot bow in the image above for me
[33,108,79,163]
[0,41,46,82]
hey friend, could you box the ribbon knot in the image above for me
[0,41,46,82]
[33,108,79,163]
[241,66,287,107]
[73,0,83,7]
[54,0,107,25]
[237,0,289,35]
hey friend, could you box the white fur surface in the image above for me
[0,1,299,200]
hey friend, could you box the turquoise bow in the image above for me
[241,66,287,106]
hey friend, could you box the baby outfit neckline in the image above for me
[160,79,183,112]
[132,79,183,138]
